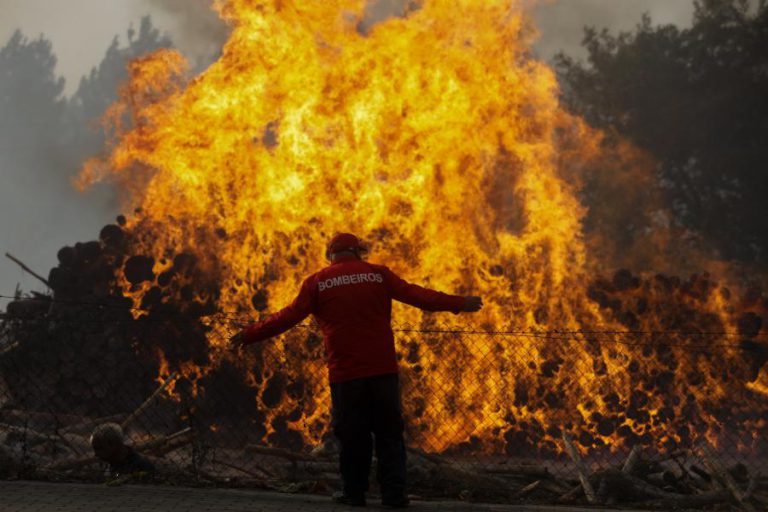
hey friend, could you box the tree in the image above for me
[0,30,66,175]
[556,0,768,264]
[64,16,173,162]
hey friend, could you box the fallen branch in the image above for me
[637,489,731,509]
[121,372,179,430]
[0,341,19,357]
[44,427,194,471]
[561,432,597,504]
[700,442,756,512]
[512,480,541,499]
[0,422,79,453]
[406,447,445,466]
[62,413,127,435]
[245,444,324,462]
[5,253,50,288]
[621,446,641,475]
[294,460,337,474]
[483,463,551,478]
[138,427,195,457]
[215,459,274,480]
[595,467,729,507]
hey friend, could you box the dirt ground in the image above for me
[0,480,654,512]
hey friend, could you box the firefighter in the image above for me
[230,233,483,507]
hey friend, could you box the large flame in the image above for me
[77,0,766,454]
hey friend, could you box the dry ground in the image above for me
[0,480,655,512]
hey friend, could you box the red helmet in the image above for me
[327,233,367,256]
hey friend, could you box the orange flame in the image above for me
[78,0,765,454]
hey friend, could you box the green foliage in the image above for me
[556,0,768,263]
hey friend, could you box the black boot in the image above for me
[332,491,366,507]
[381,495,410,508]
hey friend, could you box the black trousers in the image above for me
[330,373,407,499]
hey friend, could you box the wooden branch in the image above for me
[557,483,584,503]
[669,451,699,488]
[137,427,194,456]
[561,432,597,504]
[406,446,445,466]
[62,413,127,435]
[294,460,337,474]
[483,463,550,478]
[743,472,759,501]
[245,444,321,462]
[215,459,274,480]
[0,409,88,425]
[512,480,541,499]
[637,489,731,509]
[43,427,194,471]
[621,445,640,474]
[596,468,719,504]
[121,372,179,430]
[0,422,80,453]
[699,442,756,512]
[5,253,50,288]
[0,342,19,357]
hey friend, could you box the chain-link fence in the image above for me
[1,294,767,509]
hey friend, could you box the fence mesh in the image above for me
[0,293,767,509]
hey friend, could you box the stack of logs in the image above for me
[558,432,767,510]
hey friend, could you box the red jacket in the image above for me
[242,255,466,383]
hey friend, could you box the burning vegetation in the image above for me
[1,0,767,502]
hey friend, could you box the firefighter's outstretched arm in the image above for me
[382,266,483,313]
[229,278,315,350]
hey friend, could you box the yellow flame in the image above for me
[77,0,765,453]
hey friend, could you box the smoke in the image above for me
[141,0,229,68]
[531,0,694,61]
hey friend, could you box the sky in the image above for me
[0,0,697,295]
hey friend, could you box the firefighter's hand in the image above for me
[228,331,245,351]
[462,296,483,313]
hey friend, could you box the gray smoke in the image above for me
[0,0,698,297]
[532,0,694,61]
[141,0,229,68]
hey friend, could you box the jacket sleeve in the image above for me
[242,277,316,345]
[381,266,466,313]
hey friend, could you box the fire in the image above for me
[76,1,766,454]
